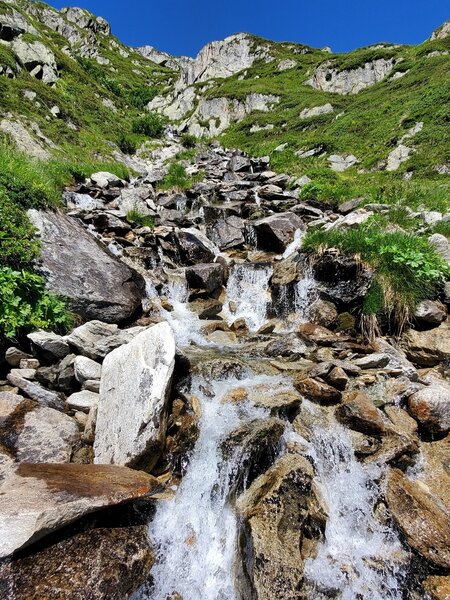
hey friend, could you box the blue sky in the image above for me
[49,0,449,57]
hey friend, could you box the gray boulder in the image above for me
[207,216,245,250]
[28,330,70,362]
[185,263,224,293]
[252,212,305,253]
[11,38,58,84]
[28,210,144,323]
[94,323,176,469]
[66,321,148,361]
[74,355,102,383]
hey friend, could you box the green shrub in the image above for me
[127,86,158,109]
[126,209,154,228]
[0,268,73,340]
[0,193,40,268]
[303,223,450,331]
[158,162,204,191]
[180,133,198,148]
[132,113,165,138]
[75,56,122,96]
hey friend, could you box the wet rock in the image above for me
[66,321,148,361]
[297,323,339,345]
[0,463,161,558]
[265,333,315,359]
[236,454,326,600]
[0,524,153,600]
[170,228,217,265]
[222,384,302,413]
[401,320,450,366]
[185,263,224,293]
[94,323,175,469]
[386,468,450,568]
[417,436,450,508]
[372,338,418,381]
[294,376,342,404]
[423,576,450,600]
[206,216,246,250]
[27,330,70,362]
[326,366,349,390]
[0,392,79,464]
[414,300,447,325]
[408,378,450,435]
[271,258,299,286]
[189,298,223,318]
[252,212,305,253]
[28,210,144,323]
[312,252,372,309]
[221,418,285,496]
[353,353,390,369]
[308,299,338,327]
[335,391,391,435]
[6,372,64,411]
[74,355,102,384]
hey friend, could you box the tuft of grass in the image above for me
[180,133,198,148]
[430,220,450,240]
[126,209,155,228]
[157,162,204,191]
[303,223,450,333]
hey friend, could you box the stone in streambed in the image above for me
[94,323,175,469]
[236,454,326,600]
[0,523,154,600]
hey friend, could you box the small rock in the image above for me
[5,347,32,367]
[408,379,450,435]
[335,391,390,435]
[74,356,102,384]
[27,330,70,361]
[6,372,63,411]
[294,376,342,404]
[415,300,447,325]
[353,353,390,369]
[67,390,99,413]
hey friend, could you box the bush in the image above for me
[158,162,191,190]
[127,86,158,109]
[303,223,450,332]
[117,134,137,155]
[132,113,165,138]
[0,268,73,340]
[0,193,40,268]
[180,133,198,148]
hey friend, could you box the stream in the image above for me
[137,263,410,600]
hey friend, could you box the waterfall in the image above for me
[148,374,277,600]
[223,263,273,331]
[292,266,317,323]
[160,280,207,347]
[295,401,408,600]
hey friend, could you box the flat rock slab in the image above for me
[94,322,175,469]
[0,463,161,558]
[28,210,144,323]
[6,373,64,411]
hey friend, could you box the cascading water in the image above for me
[223,263,273,331]
[160,279,207,347]
[294,401,408,600]
[148,374,276,600]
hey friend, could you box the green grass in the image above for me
[303,223,450,333]
[126,209,155,228]
[157,162,204,191]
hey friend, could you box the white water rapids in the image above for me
[137,263,409,600]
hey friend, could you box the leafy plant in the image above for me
[158,162,204,191]
[127,86,158,109]
[0,193,40,268]
[132,113,165,138]
[0,268,73,340]
[117,134,137,155]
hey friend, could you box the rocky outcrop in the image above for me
[138,44,192,71]
[236,454,326,600]
[0,8,36,40]
[430,20,450,40]
[11,38,58,84]
[176,33,270,89]
[306,58,396,94]
[94,323,176,469]
[28,210,145,323]
[401,320,450,366]
[0,463,160,558]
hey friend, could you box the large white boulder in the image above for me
[94,322,176,469]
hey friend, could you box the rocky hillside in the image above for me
[0,3,450,599]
